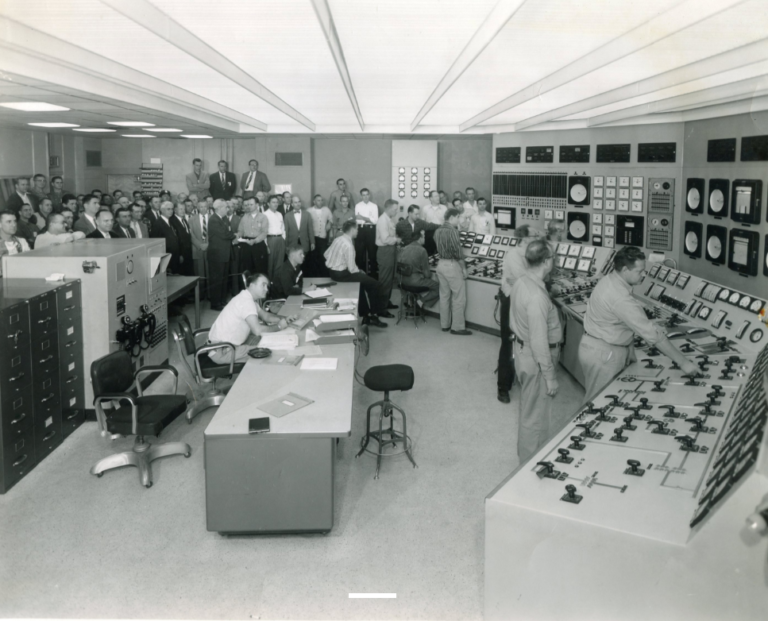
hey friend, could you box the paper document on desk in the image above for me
[300,358,338,371]
[293,344,323,356]
[335,298,357,311]
[258,392,314,417]
[257,329,299,350]
[304,288,333,299]
[305,328,320,343]
[316,313,356,324]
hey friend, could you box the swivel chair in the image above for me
[396,262,428,328]
[169,314,245,423]
[355,364,418,479]
[90,350,191,488]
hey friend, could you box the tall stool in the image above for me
[396,262,428,327]
[356,364,418,479]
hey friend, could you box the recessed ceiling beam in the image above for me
[99,0,316,131]
[0,16,266,132]
[599,95,768,127]
[588,75,768,126]
[515,36,768,130]
[459,0,748,131]
[409,0,528,131]
[309,0,364,131]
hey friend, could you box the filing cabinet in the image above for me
[0,279,84,493]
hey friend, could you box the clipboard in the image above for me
[257,392,314,418]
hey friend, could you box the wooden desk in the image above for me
[166,275,200,328]
[204,279,359,534]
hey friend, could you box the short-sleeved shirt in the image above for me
[332,206,355,234]
[501,243,528,296]
[324,234,358,273]
[421,203,446,225]
[375,212,398,247]
[470,211,495,235]
[355,201,379,225]
[209,290,260,346]
[583,271,664,346]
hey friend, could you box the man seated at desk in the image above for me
[35,213,86,248]
[208,272,297,364]
[274,245,305,299]
[399,230,439,309]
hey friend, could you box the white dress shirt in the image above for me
[291,210,302,229]
[265,210,285,238]
[422,203,446,225]
[245,171,256,192]
[355,201,379,225]
[131,221,143,238]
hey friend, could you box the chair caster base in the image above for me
[90,440,191,487]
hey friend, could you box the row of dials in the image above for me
[566,175,646,211]
[683,221,765,277]
[458,231,517,248]
[396,167,432,200]
[685,178,763,225]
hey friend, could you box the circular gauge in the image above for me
[126,259,134,274]
[652,218,660,226]
[709,189,725,213]
[424,183,430,190]
[411,191,418,198]
[411,167,418,174]
[685,231,699,253]
[699,307,711,320]
[398,175,405,182]
[653,182,661,190]
[411,183,418,190]
[750,328,764,343]
[718,288,731,301]
[398,167,405,174]
[424,191,430,198]
[398,191,405,198]
[570,183,587,203]
[411,175,418,182]
[687,187,700,210]
[424,168,430,174]
[398,183,405,190]
[707,235,722,259]
[569,220,586,239]
[424,175,430,182]
[750,299,764,313]
[663,182,671,190]
[739,296,752,309]
[728,292,741,305]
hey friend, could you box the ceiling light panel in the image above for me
[28,122,79,127]
[73,128,116,132]
[108,121,155,126]
[143,128,183,132]
[0,101,70,111]
[0,0,296,127]
[423,0,683,126]
[327,0,497,125]
[181,134,212,139]
[489,0,767,126]
[122,134,155,137]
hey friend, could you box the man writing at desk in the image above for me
[208,272,297,364]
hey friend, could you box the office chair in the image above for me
[396,262,429,327]
[170,314,245,423]
[90,350,191,488]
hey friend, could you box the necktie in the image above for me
[202,215,207,242]
[221,173,225,186]
[247,171,254,190]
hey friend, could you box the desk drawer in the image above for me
[33,409,62,463]
[1,390,34,439]
[0,304,30,344]
[61,408,85,439]
[56,282,81,317]
[1,433,38,493]
[31,336,59,373]
[0,346,32,390]
[28,292,57,335]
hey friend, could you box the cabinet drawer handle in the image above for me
[41,392,56,403]
[63,305,75,311]
[12,454,28,467]
[65,341,76,348]
[43,430,56,442]
[65,410,80,420]
[7,329,23,342]
[37,316,52,324]
[9,372,25,382]
[65,375,78,384]
[11,412,27,425]
[39,355,54,364]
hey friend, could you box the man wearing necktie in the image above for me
[240,159,271,200]
[171,203,194,276]
[207,199,236,311]
[130,203,148,239]
[112,207,136,238]
[189,201,210,299]
[209,160,237,200]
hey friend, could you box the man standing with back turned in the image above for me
[509,239,562,462]
[434,208,471,336]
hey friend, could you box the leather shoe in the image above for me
[450,329,473,336]
[441,327,450,332]
[378,311,395,319]
[387,302,399,309]
[365,316,388,328]
[497,390,511,404]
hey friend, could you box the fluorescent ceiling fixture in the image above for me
[28,122,79,128]
[73,128,116,132]
[181,134,213,139]
[122,134,155,138]
[0,101,70,112]
[107,121,155,127]
[143,128,182,132]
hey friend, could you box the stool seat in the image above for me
[401,283,431,294]
[364,364,414,393]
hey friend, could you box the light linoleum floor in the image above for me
[0,293,584,620]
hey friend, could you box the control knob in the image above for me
[624,459,645,477]
[561,484,583,504]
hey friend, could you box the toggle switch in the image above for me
[680,344,694,353]
[536,461,560,479]
[611,427,628,443]
[670,361,680,370]
[604,394,620,406]
[682,374,700,386]
[648,419,671,435]
[689,417,705,432]
[624,405,644,420]
[652,380,666,392]
[710,385,724,398]
[560,484,583,504]
[642,359,658,369]
[624,459,645,477]
[696,401,714,415]
[638,397,651,410]
[568,435,585,450]
[659,405,680,418]
[584,401,600,414]
[647,347,660,357]
[676,435,698,451]
[576,423,596,438]
[556,448,573,464]
[622,416,637,431]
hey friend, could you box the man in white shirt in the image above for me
[264,194,286,283]
[460,187,479,231]
[6,177,34,214]
[306,194,333,277]
[34,213,86,248]
[0,210,31,265]
[208,272,295,364]
[422,190,447,226]
[354,188,379,275]
[130,204,148,238]
[469,197,495,235]
[375,199,400,315]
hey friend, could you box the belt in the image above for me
[267,234,282,238]
[515,336,559,349]
[357,224,375,228]
[584,332,629,348]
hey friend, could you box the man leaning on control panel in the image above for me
[578,245,699,403]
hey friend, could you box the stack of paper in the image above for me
[304,288,333,299]
[300,358,338,371]
[257,328,299,350]
[316,313,357,324]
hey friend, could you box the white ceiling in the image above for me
[0,0,765,137]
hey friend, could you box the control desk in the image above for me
[485,263,768,620]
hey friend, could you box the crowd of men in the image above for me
[0,160,490,331]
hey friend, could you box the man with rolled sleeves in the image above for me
[375,199,400,314]
[509,239,562,462]
[497,225,534,403]
[434,208,471,336]
[579,246,699,403]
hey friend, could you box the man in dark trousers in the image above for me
[150,201,181,273]
[207,199,236,311]
[273,245,305,299]
[209,160,237,200]
[284,195,315,257]
[171,203,194,276]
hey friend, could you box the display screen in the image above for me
[577,259,591,272]
[496,210,512,226]
[557,256,566,268]
[677,274,690,289]
[734,186,752,215]
[478,246,489,256]
[488,249,497,258]
[581,247,596,259]
[501,237,510,246]
[649,284,666,301]
[648,264,661,278]
[564,257,577,269]
[657,267,670,281]
[493,236,501,244]
[557,243,570,255]
[482,234,493,245]
[568,246,581,257]
[666,271,679,285]
[732,238,749,266]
